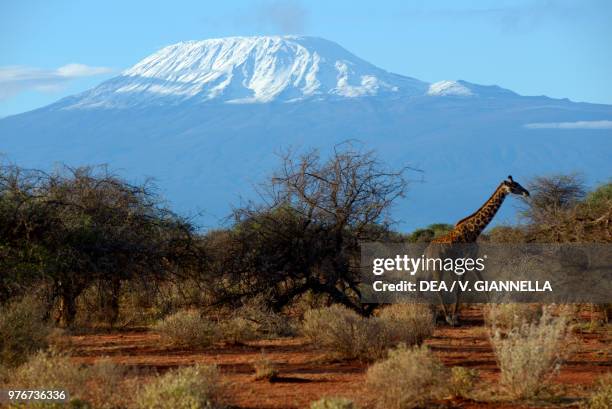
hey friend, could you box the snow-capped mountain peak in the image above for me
[61,36,428,109]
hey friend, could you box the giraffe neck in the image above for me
[453,183,509,240]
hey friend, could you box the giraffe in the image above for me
[426,175,530,325]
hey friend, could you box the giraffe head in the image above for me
[502,175,530,197]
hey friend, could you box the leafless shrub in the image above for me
[212,143,412,315]
[523,174,586,225]
[232,295,296,337]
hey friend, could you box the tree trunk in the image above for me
[57,287,77,327]
[108,278,121,328]
[55,279,80,328]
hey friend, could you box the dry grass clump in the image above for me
[154,310,219,348]
[219,316,257,344]
[6,349,88,406]
[302,305,384,360]
[214,296,295,344]
[585,373,612,409]
[366,344,448,409]
[155,301,293,348]
[484,303,543,329]
[490,308,572,399]
[4,349,126,408]
[449,366,479,398]
[310,397,356,409]
[0,295,51,368]
[86,358,129,409]
[377,304,435,345]
[133,364,223,409]
[252,351,279,381]
[302,304,434,361]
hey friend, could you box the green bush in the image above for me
[133,365,223,409]
[366,344,448,409]
[310,397,355,409]
[584,182,612,208]
[154,310,218,348]
[0,295,51,367]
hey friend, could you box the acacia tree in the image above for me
[211,143,411,314]
[518,174,611,242]
[522,174,585,223]
[0,164,200,326]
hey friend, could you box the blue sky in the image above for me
[1,0,611,117]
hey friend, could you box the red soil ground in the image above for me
[67,307,611,409]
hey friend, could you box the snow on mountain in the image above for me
[60,36,428,109]
[427,79,520,98]
[428,80,474,96]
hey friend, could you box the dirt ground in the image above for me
[67,306,611,409]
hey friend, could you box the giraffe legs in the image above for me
[447,256,489,325]
[432,271,460,326]
[449,275,463,326]
[430,267,454,325]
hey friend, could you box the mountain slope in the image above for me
[1,36,611,230]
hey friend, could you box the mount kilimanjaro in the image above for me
[1,36,611,229]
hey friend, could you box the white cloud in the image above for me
[524,120,612,130]
[0,64,113,100]
[56,63,113,77]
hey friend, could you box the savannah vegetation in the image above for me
[0,145,610,408]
